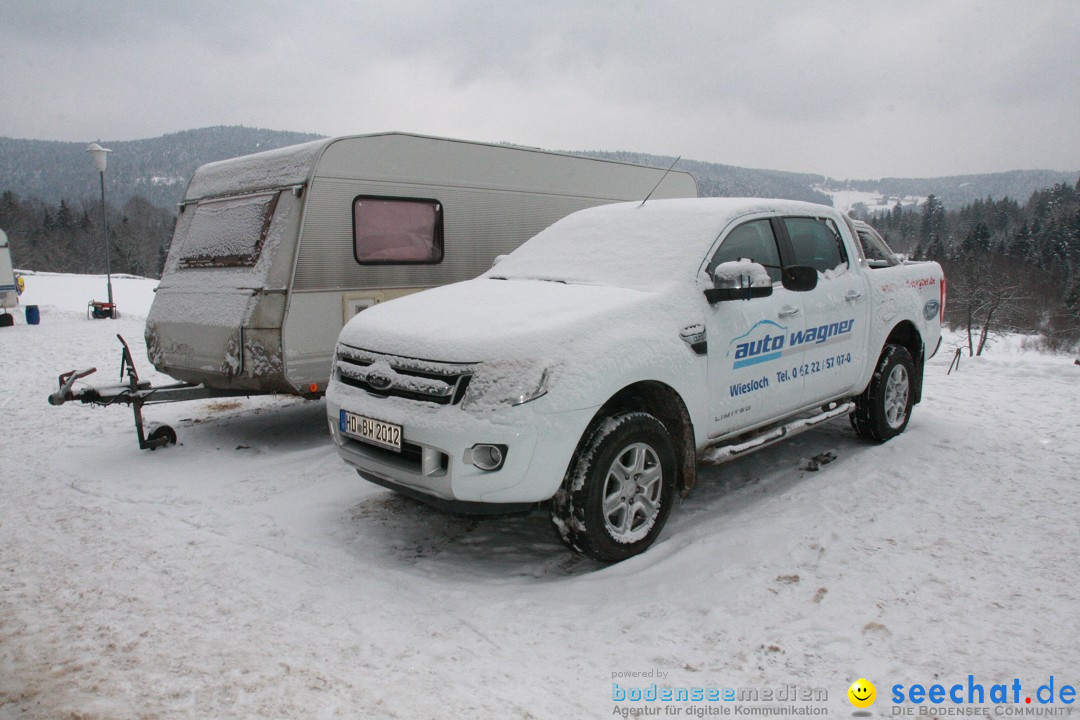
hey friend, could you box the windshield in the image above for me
[483,200,736,292]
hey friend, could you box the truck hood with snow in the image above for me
[336,277,668,362]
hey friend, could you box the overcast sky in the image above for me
[2,1,1078,179]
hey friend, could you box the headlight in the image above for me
[461,360,553,411]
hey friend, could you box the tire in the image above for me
[147,424,177,450]
[851,344,914,442]
[551,411,676,562]
[0,313,13,328]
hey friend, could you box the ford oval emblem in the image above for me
[367,372,393,391]
[923,299,941,321]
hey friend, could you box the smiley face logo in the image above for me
[847,678,876,708]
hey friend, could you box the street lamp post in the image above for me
[86,142,114,315]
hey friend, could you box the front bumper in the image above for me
[326,381,597,507]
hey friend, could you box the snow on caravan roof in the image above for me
[183,138,331,202]
[181,132,696,207]
[483,197,838,292]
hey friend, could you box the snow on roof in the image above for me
[484,197,838,291]
[183,138,331,202]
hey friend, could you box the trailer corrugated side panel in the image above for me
[293,178,603,291]
[292,134,697,292]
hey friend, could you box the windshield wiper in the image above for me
[487,276,566,284]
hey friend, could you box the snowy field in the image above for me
[816,188,926,215]
[2,274,1078,719]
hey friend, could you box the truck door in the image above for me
[779,216,870,406]
[704,218,806,438]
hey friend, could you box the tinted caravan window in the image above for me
[353,196,443,264]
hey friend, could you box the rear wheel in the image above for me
[551,412,676,562]
[851,344,914,442]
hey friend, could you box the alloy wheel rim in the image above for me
[884,364,909,429]
[601,442,663,543]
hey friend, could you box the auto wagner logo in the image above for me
[728,318,856,369]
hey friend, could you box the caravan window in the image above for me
[179,191,279,268]
[353,196,443,264]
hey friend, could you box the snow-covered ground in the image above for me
[2,274,1078,719]
[817,187,926,216]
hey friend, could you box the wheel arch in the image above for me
[584,380,698,495]
[882,320,925,404]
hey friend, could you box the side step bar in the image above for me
[700,402,855,466]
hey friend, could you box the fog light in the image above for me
[466,443,507,471]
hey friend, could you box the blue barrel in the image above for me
[25,305,40,325]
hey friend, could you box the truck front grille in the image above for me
[335,344,477,405]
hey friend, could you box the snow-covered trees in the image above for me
[0,191,174,278]
[867,179,1080,351]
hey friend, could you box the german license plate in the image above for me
[340,410,402,452]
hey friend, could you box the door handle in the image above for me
[778,306,800,319]
[845,290,863,301]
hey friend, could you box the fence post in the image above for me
[948,347,963,375]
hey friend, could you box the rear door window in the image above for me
[855,224,900,266]
[353,196,443,264]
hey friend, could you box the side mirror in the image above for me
[782,265,818,292]
[705,260,774,303]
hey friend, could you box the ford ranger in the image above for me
[326,198,945,561]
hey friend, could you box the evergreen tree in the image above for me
[57,199,74,230]
[920,194,946,248]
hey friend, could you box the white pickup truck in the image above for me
[326,198,945,561]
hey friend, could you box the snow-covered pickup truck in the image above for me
[326,198,945,561]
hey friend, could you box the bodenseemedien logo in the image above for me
[610,680,829,715]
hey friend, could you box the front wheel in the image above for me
[851,344,914,442]
[551,412,676,562]
[146,424,177,450]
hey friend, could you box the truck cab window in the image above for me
[783,217,848,273]
[353,196,443,264]
[708,219,783,283]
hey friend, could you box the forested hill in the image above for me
[1,125,1077,213]
[836,170,1080,211]
[571,150,832,205]
[0,126,833,209]
[2,128,833,209]
[0,127,324,210]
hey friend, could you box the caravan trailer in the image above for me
[0,229,20,327]
[146,133,697,395]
